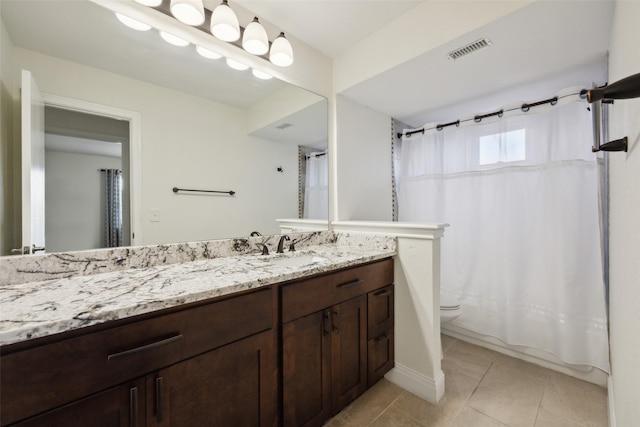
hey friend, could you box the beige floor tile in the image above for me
[452,407,510,427]
[535,371,608,427]
[370,406,426,427]
[391,369,479,427]
[467,361,546,427]
[334,379,404,426]
[441,338,497,380]
[441,334,458,355]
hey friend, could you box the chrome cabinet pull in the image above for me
[373,289,390,297]
[155,376,164,422]
[336,278,364,289]
[107,334,183,361]
[130,387,138,427]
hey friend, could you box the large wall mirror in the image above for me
[1,0,328,256]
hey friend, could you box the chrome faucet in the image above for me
[276,235,291,253]
[256,243,269,255]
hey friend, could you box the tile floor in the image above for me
[324,335,608,427]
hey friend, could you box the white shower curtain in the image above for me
[303,153,328,219]
[397,89,610,372]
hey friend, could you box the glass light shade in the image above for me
[196,45,223,60]
[226,58,249,71]
[269,32,293,67]
[210,0,240,42]
[159,31,190,47]
[115,13,151,31]
[242,17,269,55]
[134,0,162,6]
[252,69,273,80]
[170,0,205,26]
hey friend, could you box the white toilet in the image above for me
[440,294,461,324]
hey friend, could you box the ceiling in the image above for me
[2,0,616,131]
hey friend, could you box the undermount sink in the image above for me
[267,254,329,268]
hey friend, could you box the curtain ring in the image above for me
[550,97,558,106]
[521,104,530,112]
[474,116,482,123]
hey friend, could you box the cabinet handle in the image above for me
[323,310,331,336]
[156,376,164,422]
[337,278,364,289]
[332,308,340,332]
[375,334,390,344]
[373,289,391,297]
[130,387,138,427]
[107,334,183,361]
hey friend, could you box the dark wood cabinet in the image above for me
[1,288,276,427]
[281,259,394,427]
[367,284,395,386]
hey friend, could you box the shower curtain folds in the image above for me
[102,169,122,248]
[397,88,610,373]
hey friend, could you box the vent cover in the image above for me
[276,123,293,130]
[447,38,492,60]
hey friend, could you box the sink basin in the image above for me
[267,254,329,268]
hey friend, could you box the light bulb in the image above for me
[226,58,249,71]
[116,13,151,31]
[196,46,223,60]
[170,0,205,26]
[269,32,293,67]
[210,0,240,42]
[242,17,269,55]
[134,0,162,6]
[252,69,273,80]
[159,31,190,47]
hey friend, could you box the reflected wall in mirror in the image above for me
[0,0,328,256]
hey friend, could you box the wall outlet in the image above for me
[150,208,161,222]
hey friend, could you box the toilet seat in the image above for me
[440,295,460,310]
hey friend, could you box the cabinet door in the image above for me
[150,330,276,427]
[282,310,331,427]
[12,379,145,427]
[330,295,367,414]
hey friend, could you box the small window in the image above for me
[479,129,526,165]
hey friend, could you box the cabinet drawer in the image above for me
[368,330,394,387]
[1,287,273,426]
[368,285,394,339]
[281,259,393,324]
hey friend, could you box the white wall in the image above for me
[607,1,640,425]
[45,149,121,253]
[335,95,393,221]
[0,13,18,256]
[13,48,299,245]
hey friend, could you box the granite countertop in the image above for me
[0,242,395,346]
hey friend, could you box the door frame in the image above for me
[41,93,143,246]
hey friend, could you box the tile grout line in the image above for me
[366,391,408,426]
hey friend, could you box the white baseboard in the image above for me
[385,363,445,404]
[608,375,616,427]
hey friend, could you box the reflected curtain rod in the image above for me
[172,187,235,196]
[305,152,327,159]
[397,91,587,139]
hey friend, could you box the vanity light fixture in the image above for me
[170,0,205,26]
[242,17,269,55]
[159,30,190,47]
[252,69,273,80]
[196,45,223,60]
[134,0,162,6]
[226,58,249,71]
[115,13,152,31]
[269,32,294,67]
[210,0,240,42]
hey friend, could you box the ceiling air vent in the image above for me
[447,38,492,60]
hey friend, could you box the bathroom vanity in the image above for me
[0,233,396,427]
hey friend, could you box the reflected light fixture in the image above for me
[134,0,162,6]
[116,13,151,31]
[242,17,269,55]
[269,32,293,67]
[252,69,273,80]
[210,0,240,42]
[196,45,223,60]
[159,30,190,47]
[170,0,205,26]
[226,58,249,71]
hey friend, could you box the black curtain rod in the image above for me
[398,91,586,139]
[305,152,327,159]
